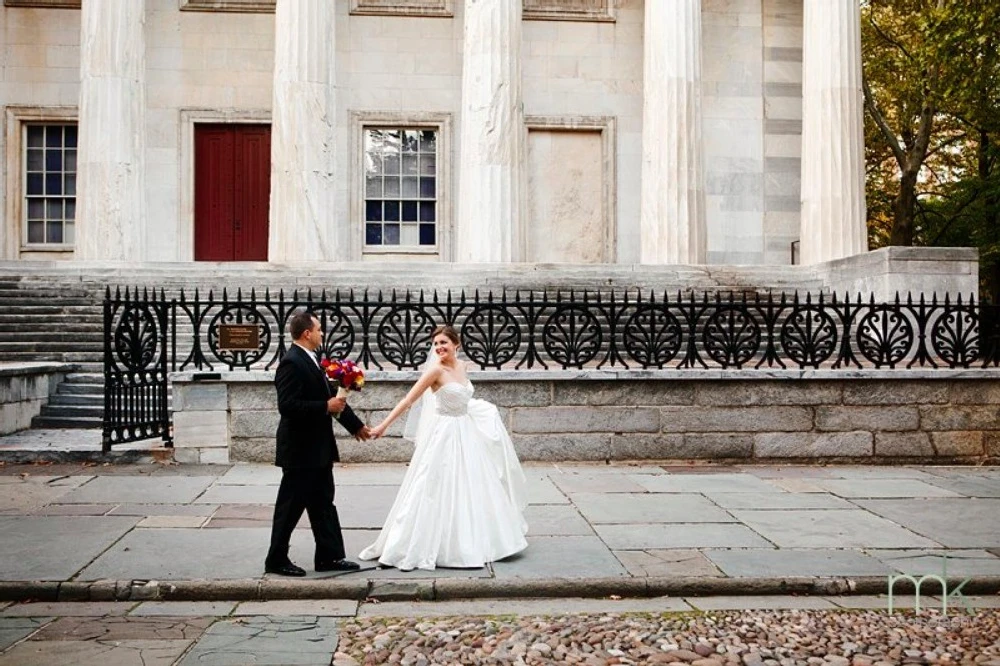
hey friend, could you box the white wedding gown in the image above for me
[359,381,529,570]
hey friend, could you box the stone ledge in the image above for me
[0,362,75,378]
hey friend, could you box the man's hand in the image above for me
[355,425,372,441]
[326,397,346,415]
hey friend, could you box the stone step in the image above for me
[30,415,102,429]
[0,342,103,352]
[60,382,104,395]
[0,323,103,333]
[48,393,103,406]
[40,403,103,415]
[0,332,107,342]
[0,305,101,315]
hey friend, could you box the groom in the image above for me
[265,310,371,577]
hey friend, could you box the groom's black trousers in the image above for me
[266,466,345,566]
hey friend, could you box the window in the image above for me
[523,0,614,21]
[364,128,438,248]
[24,124,76,246]
[350,0,452,17]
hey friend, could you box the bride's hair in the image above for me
[431,324,460,346]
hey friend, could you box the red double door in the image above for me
[194,124,271,261]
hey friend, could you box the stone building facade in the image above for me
[0,0,865,267]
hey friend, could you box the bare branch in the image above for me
[863,75,906,166]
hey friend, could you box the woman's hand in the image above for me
[370,422,388,439]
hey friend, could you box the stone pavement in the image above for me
[1,460,999,604]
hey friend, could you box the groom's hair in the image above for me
[289,311,318,340]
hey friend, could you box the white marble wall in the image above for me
[2,0,815,266]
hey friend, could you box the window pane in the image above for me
[65,174,76,196]
[419,223,436,245]
[402,154,418,174]
[419,201,435,222]
[365,200,382,222]
[365,176,382,197]
[65,221,75,244]
[65,200,75,220]
[384,200,400,221]
[64,125,77,148]
[27,199,44,220]
[365,223,383,245]
[46,221,63,244]
[402,201,418,222]
[420,154,436,175]
[401,223,418,245]
[27,149,43,171]
[419,131,435,153]
[402,130,419,153]
[384,223,400,245]
[384,178,400,197]
[46,149,62,171]
[46,173,62,195]
[384,154,400,174]
[65,149,77,172]
[419,177,436,198]
[27,220,44,243]
[45,127,62,148]
[27,126,44,148]
[46,199,62,221]
[401,177,418,198]
[26,174,43,195]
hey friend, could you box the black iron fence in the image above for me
[103,287,1000,448]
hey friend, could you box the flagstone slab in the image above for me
[338,530,493,579]
[525,476,569,504]
[812,467,937,480]
[684,595,838,610]
[919,477,1000,498]
[524,504,593,536]
[594,523,773,550]
[491,536,627,579]
[704,491,855,510]
[177,616,338,666]
[0,477,93,513]
[357,596,692,618]
[548,473,648,494]
[192,484,280,505]
[704,548,894,577]
[137,515,209,528]
[868,549,1000,576]
[334,464,409,485]
[58,477,217,505]
[0,617,49,651]
[76,527,297,580]
[730,509,940,548]
[232,600,357,616]
[109,504,219,517]
[572,492,735,523]
[814,479,963,499]
[632,474,783,494]
[130,602,237,617]
[613,549,724,577]
[31,616,214,641]
[217,465,282,486]
[0,639,192,666]
[32,504,116,516]
[335,484,402,529]
[857,498,1000,548]
[3,602,136,617]
[0,516,139,581]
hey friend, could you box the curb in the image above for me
[2,575,998,603]
[0,449,170,464]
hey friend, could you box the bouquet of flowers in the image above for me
[320,358,365,399]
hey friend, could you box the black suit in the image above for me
[266,343,365,568]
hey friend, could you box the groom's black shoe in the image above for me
[315,558,361,572]
[264,561,306,577]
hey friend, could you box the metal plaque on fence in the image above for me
[218,324,260,351]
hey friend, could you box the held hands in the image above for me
[355,425,372,442]
[369,422,388,440]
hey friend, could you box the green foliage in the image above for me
[862,0,1000,298]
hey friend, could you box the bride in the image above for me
[361,324,528,571]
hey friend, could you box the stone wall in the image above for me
[171,370,1000,464]
[0,363,68,435]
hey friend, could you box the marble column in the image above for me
[639,0,706,265]
[799,0,867,265]
[456,0,522,263]
[75,0,146,261]
[269,0,337,262]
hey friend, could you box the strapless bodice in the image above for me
[434,382,473,416]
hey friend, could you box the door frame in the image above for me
[521,115,617,263]
[179,109,271,261]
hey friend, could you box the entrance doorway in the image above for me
[194,124,271,261]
